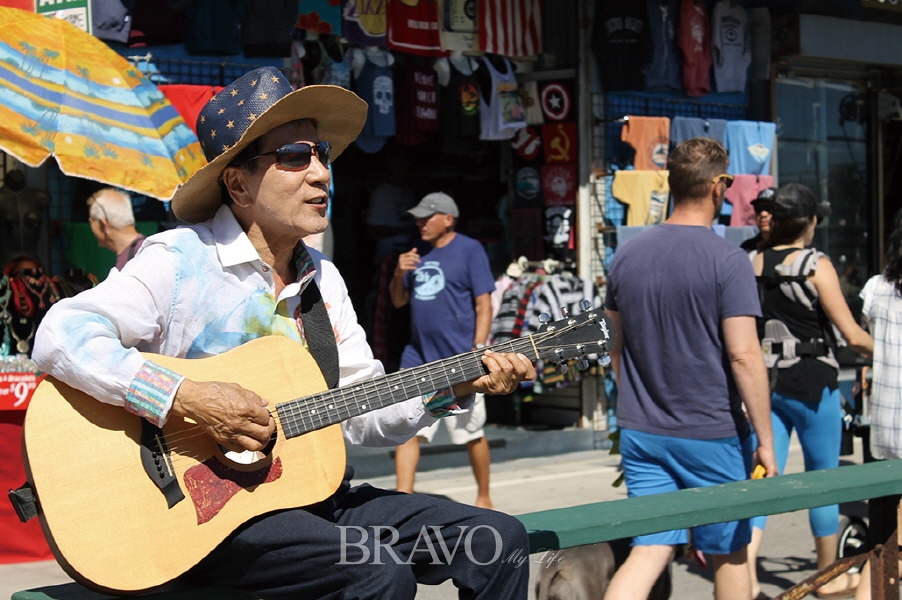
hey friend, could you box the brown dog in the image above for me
[534,539,671,600]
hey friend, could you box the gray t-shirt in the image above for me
[604,224,761,439]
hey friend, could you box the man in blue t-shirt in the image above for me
[603,138,777,600]
[390,192,497,508]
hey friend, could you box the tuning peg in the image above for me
[580,300,592,311]
[538,313,551,324]
[598,353,612,368]
[557,362,569,375]
[560,306,569,318]
[577,358,590,371]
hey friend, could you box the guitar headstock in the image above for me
[532,301,615,373]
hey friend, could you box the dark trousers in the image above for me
[185,471,529,599]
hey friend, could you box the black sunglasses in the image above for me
[242,141,332,170]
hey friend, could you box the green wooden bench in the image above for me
[14,460,902,600]
[517,459,902,552]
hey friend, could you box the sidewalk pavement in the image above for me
[1,434,870,600]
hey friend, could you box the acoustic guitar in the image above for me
[22,306,613,594]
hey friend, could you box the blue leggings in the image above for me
[751,387,842,537]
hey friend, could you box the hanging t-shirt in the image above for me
[512,126,544,165]
[545,206,574,248]
[183,0,243,56]
[621,116,671,170]
[242,0,295,57]
[478,56,526,141]
[395,62,440,146]
[592,0,652,92]
[612,170,671,226]
[438,0,480,53]
[521,80,545,126]
[542,164,577,206]
[542,122,578,164]
[540,80,575,122]
[298,0,343,35]
[711,0,751,93]
[725,120,776,175]
[670,116,727,146]
[644,0,682,92]
[354,52,396,151]
[726,174,775,227]
[479,0,543,58]
[677,0,712,97]
[439,60,481,141]
[387,0,449,57]
[401,233,496,365]
[514,165,544,208]
[310,40,351,88]
[342,0,387,47]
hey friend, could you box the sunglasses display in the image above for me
[243,141,332,170]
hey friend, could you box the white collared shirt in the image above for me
[33,206,436,447]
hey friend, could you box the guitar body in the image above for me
[22,336,346,594]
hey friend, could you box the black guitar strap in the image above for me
[300,279,340,389]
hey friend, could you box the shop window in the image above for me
[774,78,871,319]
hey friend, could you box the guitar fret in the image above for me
[275,319,609,440]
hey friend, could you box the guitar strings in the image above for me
[65,320,604,476]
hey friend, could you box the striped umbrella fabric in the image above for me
[0,8,206,200]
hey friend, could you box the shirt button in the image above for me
[262,265,270,272]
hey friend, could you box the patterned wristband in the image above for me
[423,387,467,418]
[125,360,183,426]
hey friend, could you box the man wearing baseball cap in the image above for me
[390,192,497,509]
[33,68,534,599]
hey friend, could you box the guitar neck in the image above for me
[276,337,536,438]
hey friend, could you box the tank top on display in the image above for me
[355,56,395,138]
[312,41,351,88]
[440,62,481,140]
[478,56,525,141]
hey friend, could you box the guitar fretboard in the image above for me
[276,338,534,438]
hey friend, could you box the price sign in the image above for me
[0,372,46,410]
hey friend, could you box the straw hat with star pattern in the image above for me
[171,66,367,223]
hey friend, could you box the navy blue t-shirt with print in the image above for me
[401,234,496,367]
[604,224,762,439]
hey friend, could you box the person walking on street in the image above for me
[86,187,146,270]
[603,137,777,600]
[747,183,873,600]
[391,192,497,509]
[741,187,776,253]
[854,207,902,599]
[33,67,535,600]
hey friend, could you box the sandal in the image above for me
[814,572,859,599]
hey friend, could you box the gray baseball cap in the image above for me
[407,192,459,218]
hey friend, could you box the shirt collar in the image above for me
[211,205,264,268]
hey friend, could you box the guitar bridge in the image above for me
[140,420,185,509]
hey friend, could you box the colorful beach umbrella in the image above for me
[0,8,206,200]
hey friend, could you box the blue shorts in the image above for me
[620,428,755,554]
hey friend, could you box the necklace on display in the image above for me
[9,276,34,318]
[10,317,35,355]
[0,276,11,356]
[22,273,53,309]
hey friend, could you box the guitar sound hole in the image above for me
[219,430,277,465]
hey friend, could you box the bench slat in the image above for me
[519,459,902,552]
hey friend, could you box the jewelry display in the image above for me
[0,276,11,356]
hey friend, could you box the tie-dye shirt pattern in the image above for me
[33,206,445,447]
